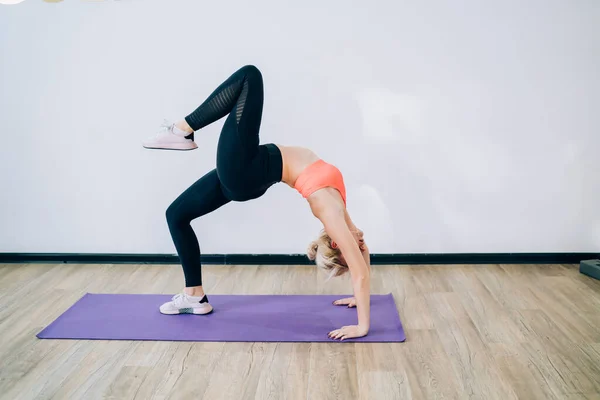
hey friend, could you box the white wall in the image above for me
[1,0,599,254]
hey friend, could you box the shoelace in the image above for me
[160,119,174,131]
[171,293,188,307]
[152,119,175,139]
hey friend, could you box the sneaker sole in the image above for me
[160,305,214,315]
[143,143,198,151]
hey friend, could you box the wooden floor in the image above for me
[0,263,599,400]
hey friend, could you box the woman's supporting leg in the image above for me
[166,169,230,289]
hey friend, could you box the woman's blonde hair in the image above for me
[307,230,349,279]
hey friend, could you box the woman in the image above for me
[143,65,371,341]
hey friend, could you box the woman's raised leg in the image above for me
[143,65,264,158]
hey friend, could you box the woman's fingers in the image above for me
[333,298,356,307]
[329,325,367,341]
[329,327,351,340]
[333,297,353,306]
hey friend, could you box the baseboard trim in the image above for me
[0,252,597,265]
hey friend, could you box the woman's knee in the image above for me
[240,65,262,81]
[165,201,186,227]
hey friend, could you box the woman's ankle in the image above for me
[176,120,194,134]
[184,286,205,298]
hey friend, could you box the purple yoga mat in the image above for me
[37,293,405,343]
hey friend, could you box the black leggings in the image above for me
[165,65,282,287]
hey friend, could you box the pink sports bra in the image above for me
[294,159,347,206]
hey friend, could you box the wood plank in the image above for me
[426,292,518,400]
[200,342,276,400]
[306,343,359,400]
[356,343,411,400]
[255,343,310,400]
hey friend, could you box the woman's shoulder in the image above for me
[307,188,345,217]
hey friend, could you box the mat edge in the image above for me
[384,292,407,342]
[36,292,91,338]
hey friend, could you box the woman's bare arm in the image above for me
[333,243,371,308]
[320,208,371,333]
[344,210,371,273]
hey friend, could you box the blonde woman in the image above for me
[143,65,371,340]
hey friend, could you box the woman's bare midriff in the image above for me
[275,144,346,214]
[275,144,320,188]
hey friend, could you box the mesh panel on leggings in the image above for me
[185,78,244,130]
[235,79,249,123]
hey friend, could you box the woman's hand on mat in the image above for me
[328,325,368,341]
[333,297,356,308]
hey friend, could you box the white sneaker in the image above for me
[143,120,198,151]
[159,293,213,315]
